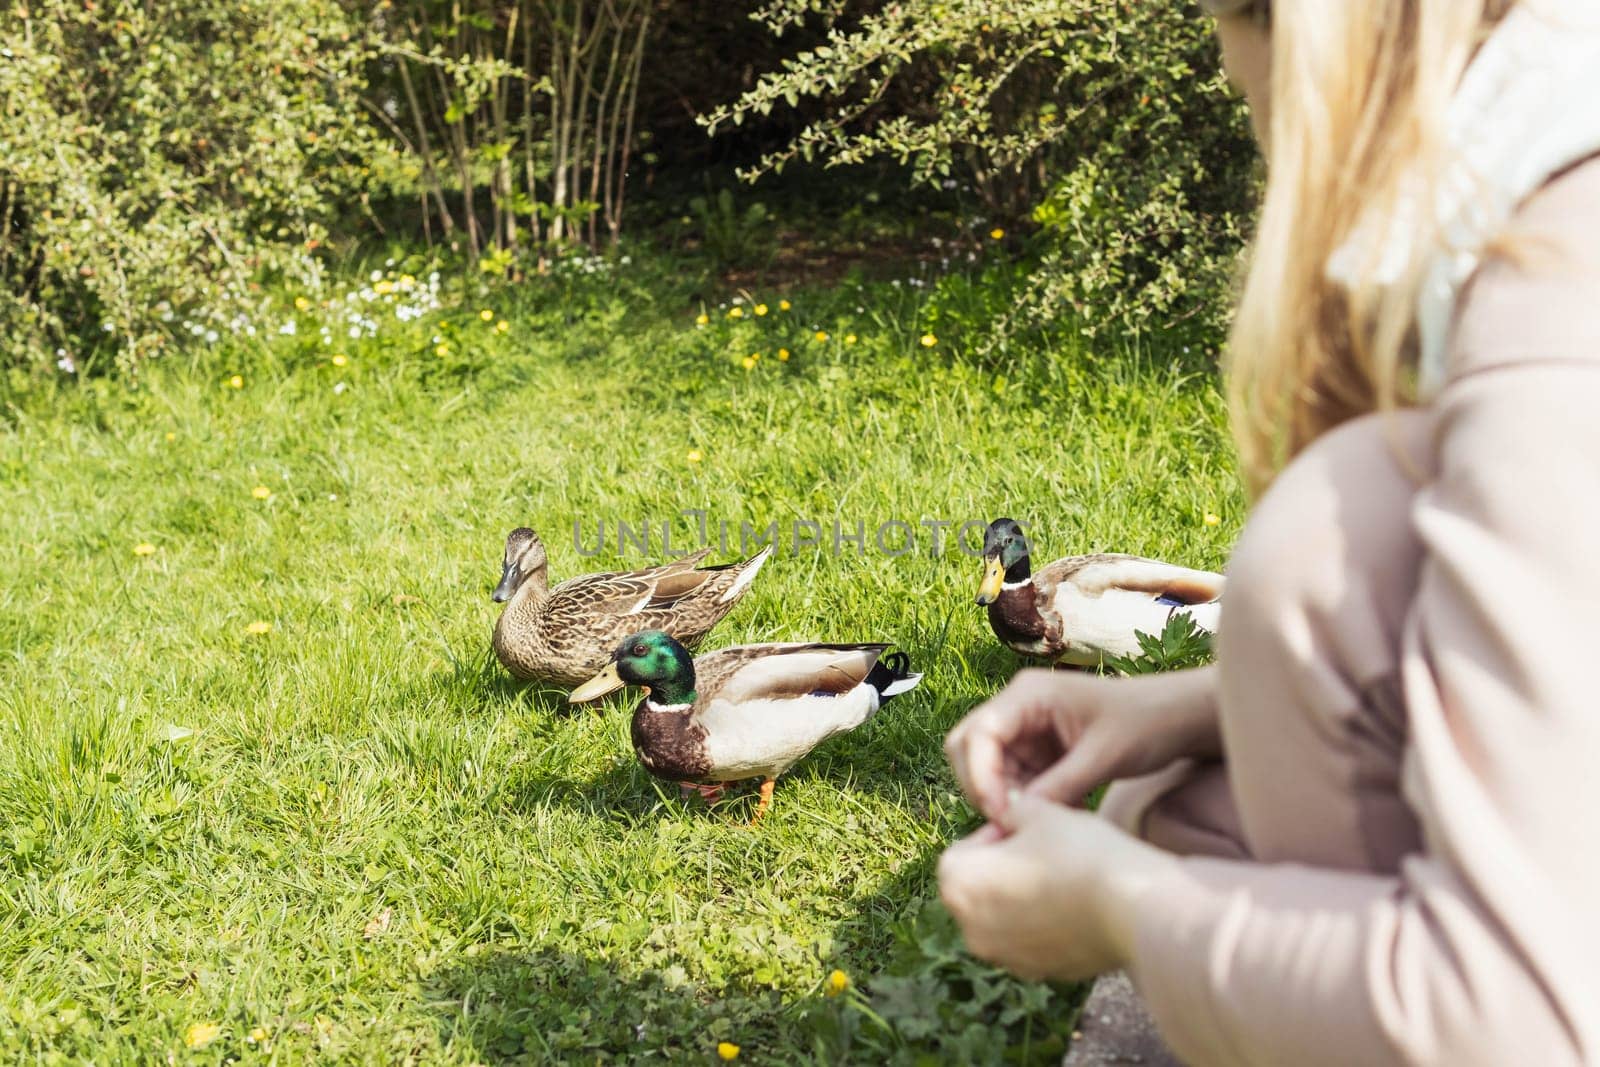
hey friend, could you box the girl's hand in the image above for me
[937,791,1177,982]
[944,666,1220,822]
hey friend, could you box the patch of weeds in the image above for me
[813,899,1081,1065]
[1102,613,1215,675]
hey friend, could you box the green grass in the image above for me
[0,248,1240,1064]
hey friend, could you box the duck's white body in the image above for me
[1043,562,1223,665]
[693,648,892,779]
[628,642,921,787]
[987,554,1224,667]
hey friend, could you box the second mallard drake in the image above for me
[568,630,923,821]
[491,527,771,687]
[975,517,1224,667]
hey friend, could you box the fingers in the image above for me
[960,725,1011,819]
[944,670,1061,819]
[1021,737,1105,808]
[944,704,1011,818]
[992,786,1072,836]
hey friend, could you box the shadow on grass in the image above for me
[424,947,770,1062]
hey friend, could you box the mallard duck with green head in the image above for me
[568,630,922,821]
[975,518,1224,667]
[491,528,771,687]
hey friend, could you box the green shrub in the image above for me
[702,1,1258,343]
[0,0,389,377]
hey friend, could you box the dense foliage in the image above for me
[706,0,1259,342]
[1,1,1257,380]
[0,0,386,375]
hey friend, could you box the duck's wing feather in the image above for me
[549,544,769,616]
[655,547,716,575]
[695,643,889,705]
[545,571,669,617]
[637,567,727,610]
[544,547,742,615]
[1037,554,1224,604]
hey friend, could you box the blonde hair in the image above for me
[1226,1,1515,496]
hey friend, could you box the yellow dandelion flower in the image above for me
[331,354,348,367]
[133,542,157,557]
[727,307,744,319]
[717,1042,741,1061]
[244,620,272,636]
[778,299,791,311]
[495,320,509,334]
[293,296,310,311]
[251,485,272,500]
[695,313,710,326]
[479,309,494,322]
[374,280,396,295]
[741,356,757,370]
[1203,512,1222,526]
[920,333,938,347]
[990,227,1005,240]
[687,449,703,463]
[754,303,769,316]
[434,343,450,357]
[184,1022,222,1049]
[228,375,244,389]
[814,330,829,342]
[844,334,857,345]
[777,348,790,361]
[399,274,416,289]
[825,968,851,997]
[165,432,177,442]
[247,1027,268,1045]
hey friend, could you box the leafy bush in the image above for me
[702,0,1259,343]
[814,900,1080,1065]
[0,0,389,377]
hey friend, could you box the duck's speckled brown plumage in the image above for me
[492,535,770,687]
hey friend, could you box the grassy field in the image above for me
[0,248,1240,1064]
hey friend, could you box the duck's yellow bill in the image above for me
[975,556,1005,606]
[569,661,625,704]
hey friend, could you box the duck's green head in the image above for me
[493,527,548,603]
[568,630,698,706]
[976,518,1031,605]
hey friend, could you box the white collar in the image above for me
[1327,1,1600,396]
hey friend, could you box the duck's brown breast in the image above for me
[986,584,1056,654]
[630,706,714,781]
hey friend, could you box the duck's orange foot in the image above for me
[679,781,728,805]
[748,778,776,825]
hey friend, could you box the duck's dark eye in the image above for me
[632,643,647,657]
